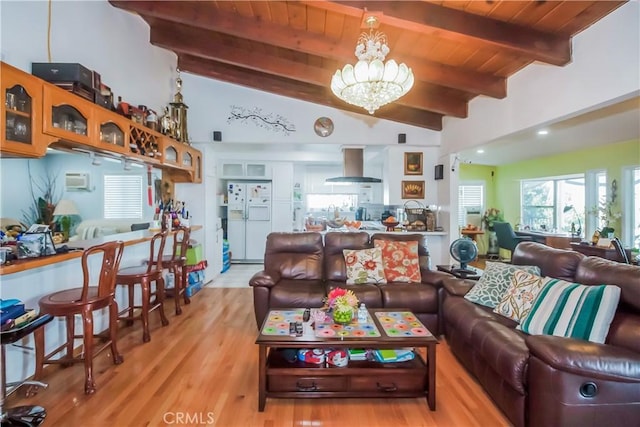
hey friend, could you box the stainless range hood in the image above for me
[326,148,382,183]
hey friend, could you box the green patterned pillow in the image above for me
[518,279,621,343]
[493,270,548,322]
[464,262,541,308]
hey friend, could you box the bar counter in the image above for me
[0,226,200,385]
[0,226,201,276]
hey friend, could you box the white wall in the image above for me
[441,1,640,153]
[181,73,441,146]
[1,0,177,114]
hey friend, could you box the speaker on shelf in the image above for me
[213,131,222,141]
[398,133,406,144]
[434,164,444,180]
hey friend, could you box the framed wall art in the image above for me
[402,181,425,199]
[404,152,423,175]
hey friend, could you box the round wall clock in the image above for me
[314,117,334,137]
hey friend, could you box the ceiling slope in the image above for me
[109,0,625,131]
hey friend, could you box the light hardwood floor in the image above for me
[7,287,510,427]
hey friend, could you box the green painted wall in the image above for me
[458,164,498,211]
[460,139,639,227]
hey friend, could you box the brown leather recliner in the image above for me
[442,241,640,427]
[250,232,326,329]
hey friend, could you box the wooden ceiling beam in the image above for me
[150,24,467,118]
[308,1,571,66]
[177,54,443,131]
[109,0,505,98]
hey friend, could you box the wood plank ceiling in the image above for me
[109,1,625,131]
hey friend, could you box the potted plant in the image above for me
[482,208,504,231]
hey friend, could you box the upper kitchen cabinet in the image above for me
[1,62,51,157]
[42,83,94,147]
[220,162,271,179]
[93,107,129,156]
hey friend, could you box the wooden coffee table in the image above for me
[255,308,438,411]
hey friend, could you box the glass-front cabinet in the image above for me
[42,84,93,146]
[162,139,181,167]
[1,61,203,183]
[194,152,202,183]
[94,107,129,155]
[1,62,48,157]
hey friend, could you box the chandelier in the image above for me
[331,16,414,115]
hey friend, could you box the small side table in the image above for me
[436,264,482,280]
[1,314,53,426]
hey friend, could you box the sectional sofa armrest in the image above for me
[526,335,640,381]
[421,269,453,288]
[249,270,282,288]
[442,277,476,297]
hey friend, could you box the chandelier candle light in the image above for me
[331,16,414,114]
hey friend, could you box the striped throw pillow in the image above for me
[517,279,621,343]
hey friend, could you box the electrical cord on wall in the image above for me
[47,0,53,62]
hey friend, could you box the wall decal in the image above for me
[227,105,296,135]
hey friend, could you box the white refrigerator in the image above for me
[227,182,272,261]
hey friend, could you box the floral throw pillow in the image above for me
[374,240,421,283]
[464,261,541,308]
[493,270,548,323]
[343,248,387,285]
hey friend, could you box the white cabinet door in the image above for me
[271,162,293,200]
[271,200,293,232]
[220,161,272,179]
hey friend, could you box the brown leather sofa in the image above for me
[442,241,640,427]
[249,231,451,334]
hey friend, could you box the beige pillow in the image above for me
[493,270,547,323]
[343,248,387,285]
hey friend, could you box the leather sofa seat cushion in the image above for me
[444,296,515,341]
[574,257,640,311]
[471,320,529,394]
[604,310,640,353]
[323,232,371,282]
[270,279,326,308]
[325,281,383,308]
[512,241,583,281]
[265,232,324,280]
[379,283,438,313]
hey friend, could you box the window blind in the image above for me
[104,175,143,219]
[458,185,483,227]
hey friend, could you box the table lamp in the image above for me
[53,199,80,241]
[563,205,582,237]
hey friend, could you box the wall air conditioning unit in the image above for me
[65,172,91,191]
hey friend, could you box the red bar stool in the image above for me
[157,227,191,315]
[1,314,53,426]
[33,241,124,395]
[116,231,169,343]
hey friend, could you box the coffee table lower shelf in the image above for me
[259,346,433,411]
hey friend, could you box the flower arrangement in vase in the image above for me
[323,287,359,325]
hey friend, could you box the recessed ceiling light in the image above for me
[537,129,549,135]
[476,149,485,154]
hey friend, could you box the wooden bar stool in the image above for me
[34,241,124,395]
[1,314,53,426]
[116,230,169,343]
[158,227,191,315]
